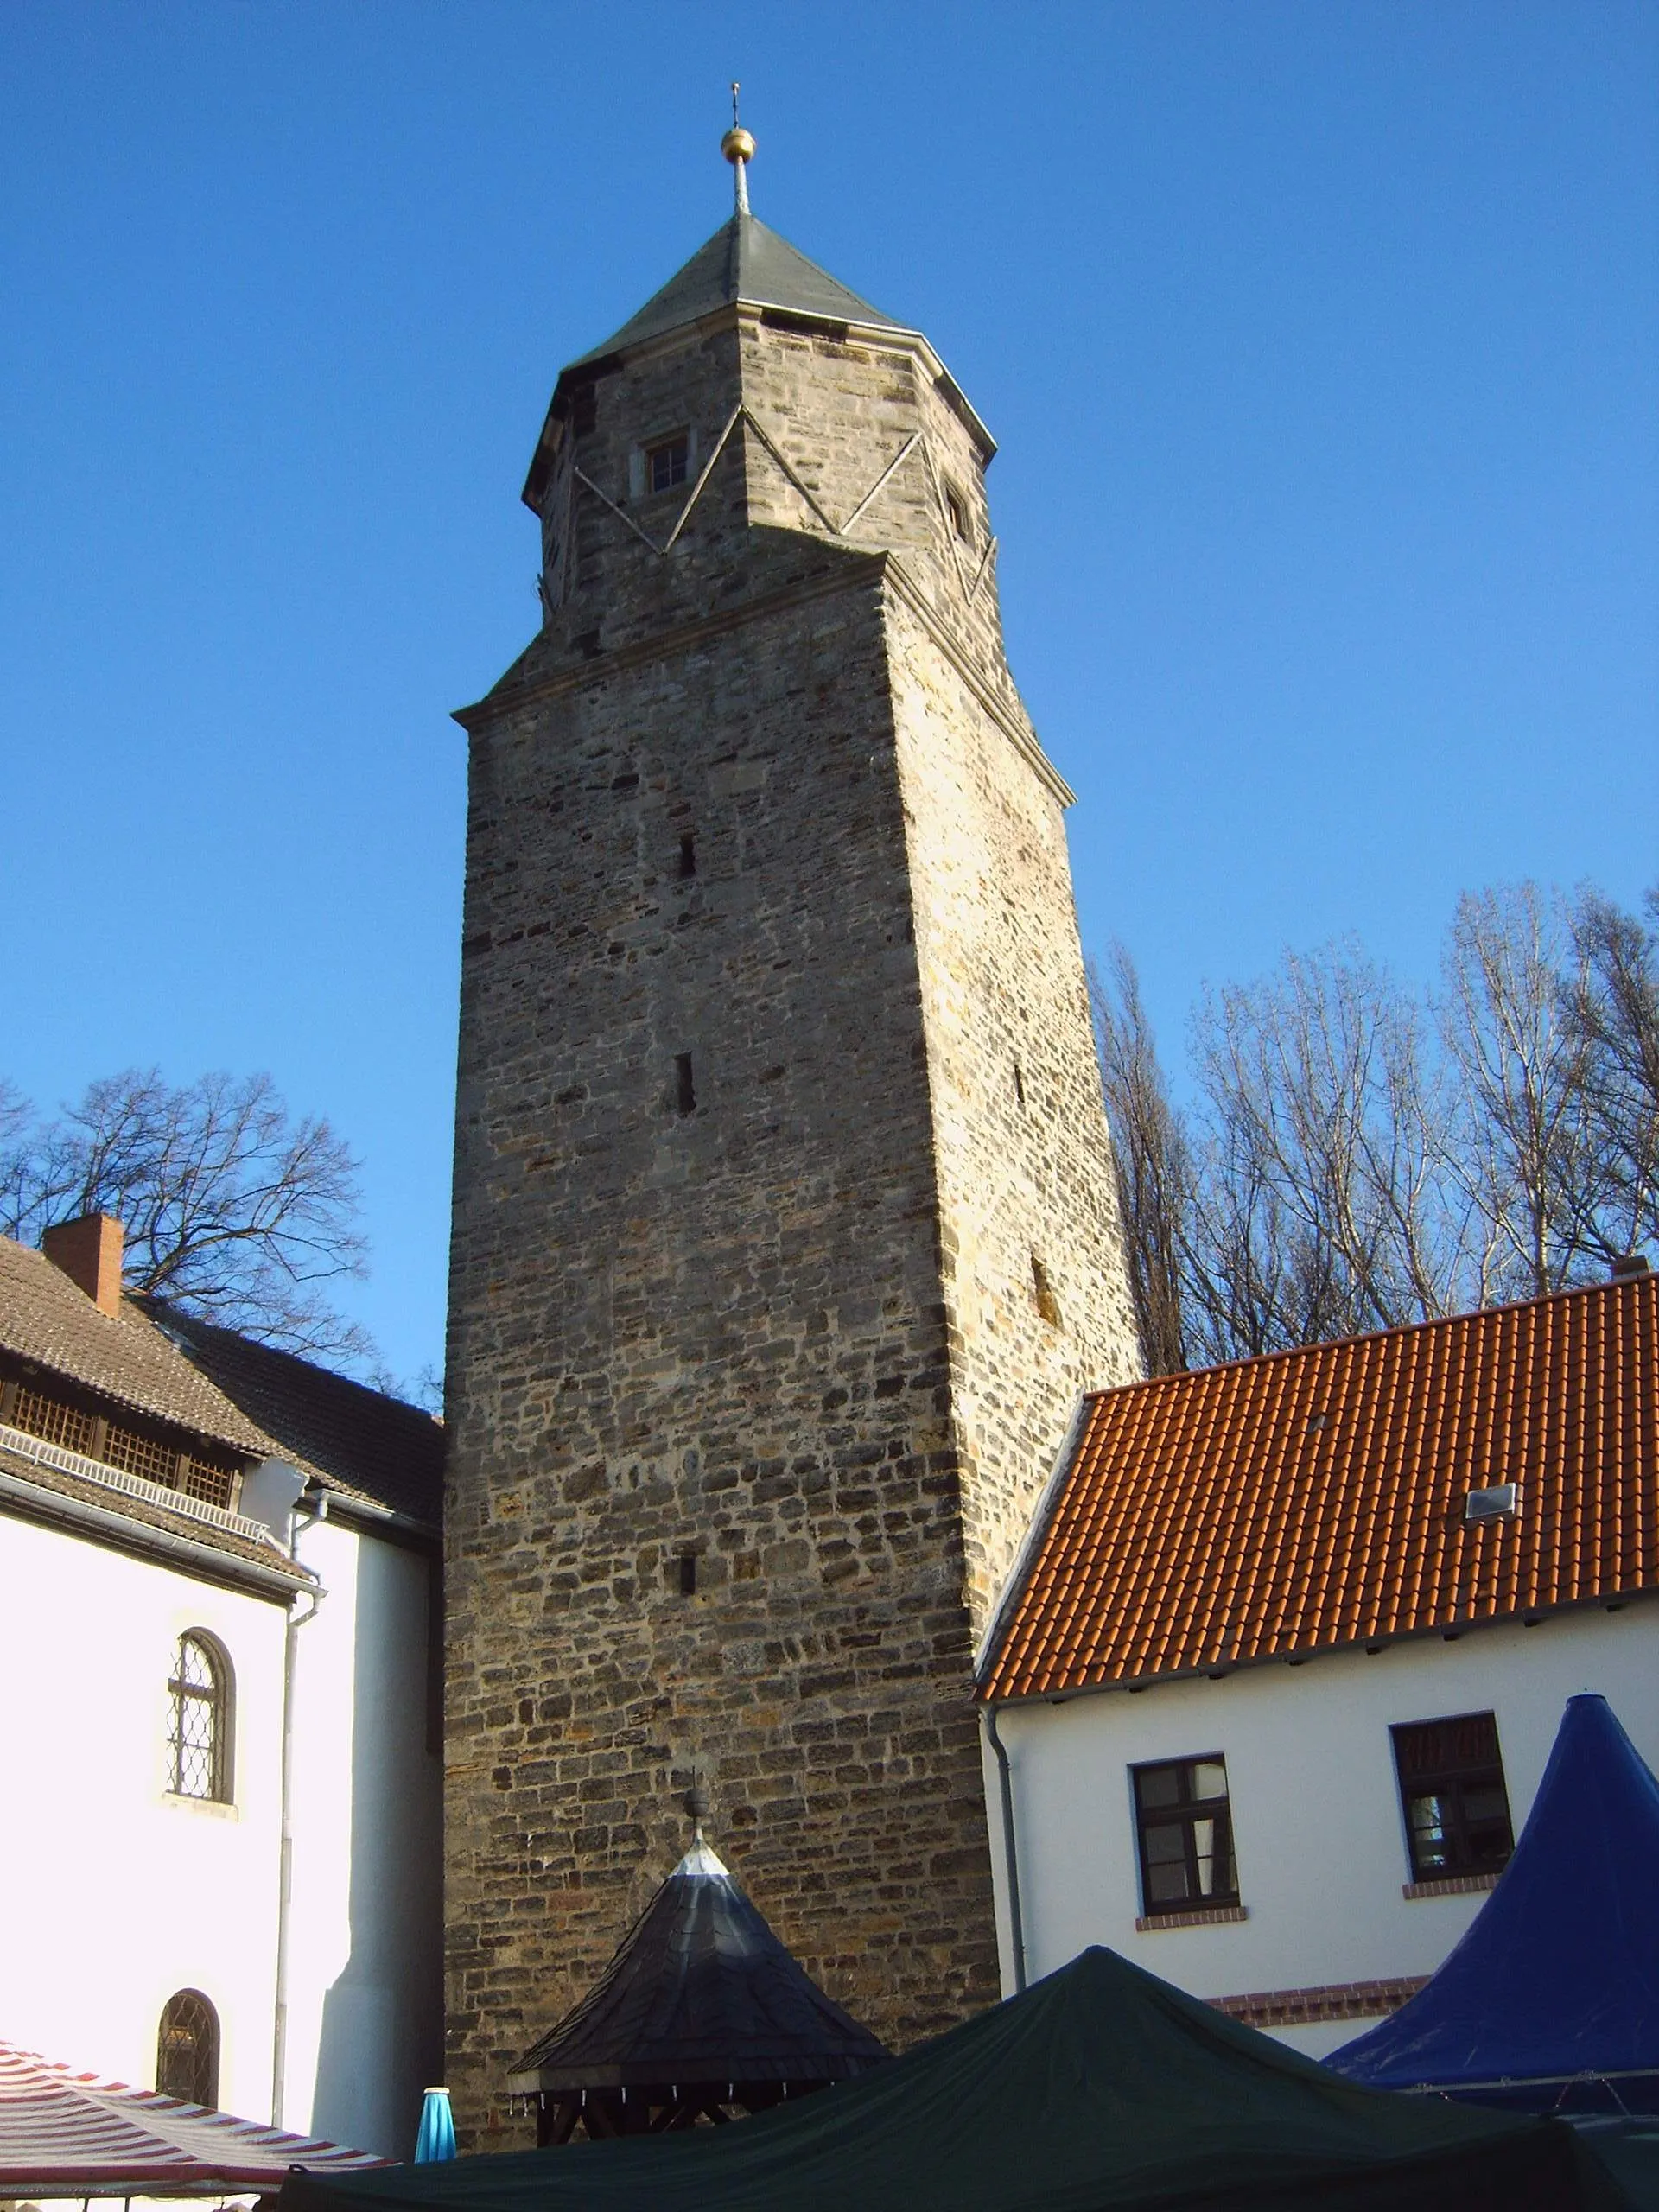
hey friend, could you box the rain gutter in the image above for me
[272,1491,328,2126]
[982,1702,1027,1995]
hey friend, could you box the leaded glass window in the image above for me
[167,1632,230,1802]
[156,1989,219,2107]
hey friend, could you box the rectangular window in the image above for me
[1392,1712,1514,1882]
[649,435,689,494]
[1132,1755,1238,1916]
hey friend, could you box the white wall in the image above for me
[0,1510,288,2120]
[984,1603,1659,2057]
[282,1512,442,2160]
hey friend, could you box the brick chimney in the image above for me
[41,1213,125,1316]
[1611,1253,1652,1283]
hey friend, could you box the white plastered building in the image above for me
[0,1217,442,2157]
[976,1264,1659,2058]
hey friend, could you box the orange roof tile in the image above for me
[980,1272,1659,1701]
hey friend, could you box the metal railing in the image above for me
[0,1420,276,1546]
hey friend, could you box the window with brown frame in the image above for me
[647,434,689,494]
[1391,1711,1514,1882]
[156,1989,219,2107]
[1132,1755,1239,1916]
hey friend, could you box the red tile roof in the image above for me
[980,1273,1659,1702]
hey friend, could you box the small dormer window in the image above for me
[649,435,690,494]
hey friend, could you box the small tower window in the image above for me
[156,1989,219,2107]
[649,435,690,494]
[678,1552,698,1596]
[167,1631,232,1802]
[675,1054,696,1116]
[1013,1062,1026,1109]
[944,484,972,543]
[678,833,697,879]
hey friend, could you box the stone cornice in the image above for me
[452,556,1076,811]
[451,562,879,733]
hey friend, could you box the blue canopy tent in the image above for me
[1330,1695,1659,2116]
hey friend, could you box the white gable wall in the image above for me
[0,1508,289,2119]
[983,1600,1659,2057]
[282,1509,442,2159]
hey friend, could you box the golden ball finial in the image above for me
[721,125,755,166]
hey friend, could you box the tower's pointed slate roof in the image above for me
[568,210,909,370]
[506,1837,889,2093]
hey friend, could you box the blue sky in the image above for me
[3,2,1654,1389]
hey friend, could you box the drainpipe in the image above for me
[982,1703,1027,1993]
[272,1491,327,2126]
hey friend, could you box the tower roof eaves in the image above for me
[521,213,995,510]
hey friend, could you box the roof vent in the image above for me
[1611,1253,1651,1282]
[1465,1484,1518,1525]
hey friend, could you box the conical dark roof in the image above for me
[506,1838,889,2094]
[568,211,909,369]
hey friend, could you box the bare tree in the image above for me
[1438,885,1603,1299]
[1185,943,1466,1357]
[1,1068,372,1363]
[1088,876,1653,1373]
[1090,947,1190,1373]
[1571,884,1659,1259]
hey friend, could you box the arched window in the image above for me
[167,1631,232,1802]
[156,1989,219,2107]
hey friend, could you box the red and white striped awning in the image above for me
[0,2039,389,2196]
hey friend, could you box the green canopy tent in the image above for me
[279,1948,1626,2212]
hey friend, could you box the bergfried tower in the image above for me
[442,121,1141,2139]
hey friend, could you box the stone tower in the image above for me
[443,134,1141,2140]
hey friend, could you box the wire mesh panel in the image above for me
[167,1634,226,1800]
[104,1423,181,1486]
[156,1988,219,2107]
[179,1458,237,1510]
[11,1387,94,1455]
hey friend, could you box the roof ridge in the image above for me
[141,1298,438,1421]
[1083,1269,1655,1408]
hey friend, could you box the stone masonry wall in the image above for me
[446,572,1001,2145]
[884,587,1142,1631]
[444,298,1141,2145]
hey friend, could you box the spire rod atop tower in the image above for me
[721,83,755,216]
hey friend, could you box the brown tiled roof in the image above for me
[0,1238,276,1459]
[144,1304,443,1529]
[981,1272,1659,1701]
